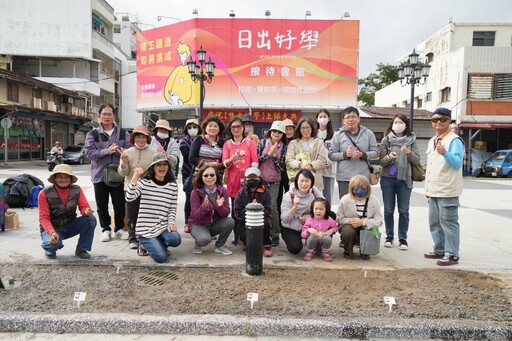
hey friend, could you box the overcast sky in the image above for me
[107,0,512,78]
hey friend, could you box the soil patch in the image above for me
[1,264,511,322]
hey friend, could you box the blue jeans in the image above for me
[41,215,97,256]
[322,176,335,203]
[139,230,182,263]
[380,177,412,240]
[428,197,460,258]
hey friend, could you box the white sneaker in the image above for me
[193,245,203,254]
[116,230,129,240]
[100,231,111,242]
[214,245,232,256]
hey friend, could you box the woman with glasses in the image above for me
[222,117,258,244]
[379,114,420,251]
[257,120,288,246]
[280,169,324,255]
[328,106,379,199]
[336,175,383,260]
[188,163,234,256]
[285,117,328,191]
[179,118,202,224]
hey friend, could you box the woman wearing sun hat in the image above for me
[126,153,181,263]
[39,164,97,260]
[149,119,181,175]
[257,120,288,246]
[118,125,158,249]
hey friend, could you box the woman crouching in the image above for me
[126,154,181,263]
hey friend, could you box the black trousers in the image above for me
[281,227,303,255]
[277,174,290,230]
[127,197,141,243]
[93,181,125,232]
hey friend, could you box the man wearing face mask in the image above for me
[234,164,274,257]
[241,114,260,145]
[179,119,202,224]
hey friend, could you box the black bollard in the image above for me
[245,202,264,276]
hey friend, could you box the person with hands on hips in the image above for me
[125,154,181,263]
[379,114,420,251]
[39,164,97,260]
[188,163,235,256]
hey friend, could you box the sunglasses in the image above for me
[203,173,216,178]
[431,117,450,123]
[231,125,243,130]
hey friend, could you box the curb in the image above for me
[1,313,511,340]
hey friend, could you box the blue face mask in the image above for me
[352,186,368,198]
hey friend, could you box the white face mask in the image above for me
[244,125,254,134]
[188,128,198,137]
[156,132,169,139]
[317,118,329,127]
[392,123,406,134]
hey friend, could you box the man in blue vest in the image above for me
[39,164,97,259]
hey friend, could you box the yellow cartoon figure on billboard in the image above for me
[163,42,198,105]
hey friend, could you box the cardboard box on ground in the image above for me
[5,211,19,229]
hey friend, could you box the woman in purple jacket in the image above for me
[188,163,234,256]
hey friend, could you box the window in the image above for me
[494,74,512,99]
[473,31,495,46]
[426,92,432,102]
[7,82,19,102]
[417,98,423,108]
[468,73,512,100]
[426,53,434,63]
[114,24,121,34]
[441,87,451,103]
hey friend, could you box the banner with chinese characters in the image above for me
[137,18,359,110]
[204,109,301,123]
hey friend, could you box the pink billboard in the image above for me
[137,18,359,110]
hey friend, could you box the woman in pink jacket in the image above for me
[222,117,258,243]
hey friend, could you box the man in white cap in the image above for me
[39,164,97,259]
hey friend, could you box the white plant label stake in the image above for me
[113,262,123,274]
[73,292,86,308]
[362,268,368,278]
[247,293,259,309]
[383,296,396,312]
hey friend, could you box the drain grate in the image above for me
[139,269,179,286]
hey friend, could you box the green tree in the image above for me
[357,63,399,107]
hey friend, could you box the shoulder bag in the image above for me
[343,132,380,185]
[411,162,426,182]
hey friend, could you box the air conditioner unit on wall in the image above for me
[32,98,42,109]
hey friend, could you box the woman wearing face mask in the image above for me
[179,119,202,224]
[336,175,383,260]
[378,114,420,251]
[315,109,336,202]
[234,165,273,256]
[149,119,181,176]
[118,125,158,249]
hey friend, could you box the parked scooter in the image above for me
[46,152,63,171]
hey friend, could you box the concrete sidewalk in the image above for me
[1,162,511,274]
[1,162,512,339]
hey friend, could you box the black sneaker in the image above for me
[46,252,56,259]
[75,250,91,259]
[271,237,280,247]
[384,237,393,248]
[398,239,408,251]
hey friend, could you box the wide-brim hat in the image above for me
[241,114,255,124]
[153,119,172,132]
[269,120,285,134]
[282,118,295,127]
[48,164,78,184]
[145,153,173,174]
[130,125,151,145]
[185,118,199,127]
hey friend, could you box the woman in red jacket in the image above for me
[188,163,234,256]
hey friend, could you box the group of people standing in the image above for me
[38,104,463,267]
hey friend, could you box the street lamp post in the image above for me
[187,46,215,122]
[397,49,431,131]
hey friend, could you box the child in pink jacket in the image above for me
[301,198,337,262]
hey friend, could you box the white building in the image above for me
[375,23,512,159]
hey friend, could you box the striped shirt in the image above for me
[126,178,178,238]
